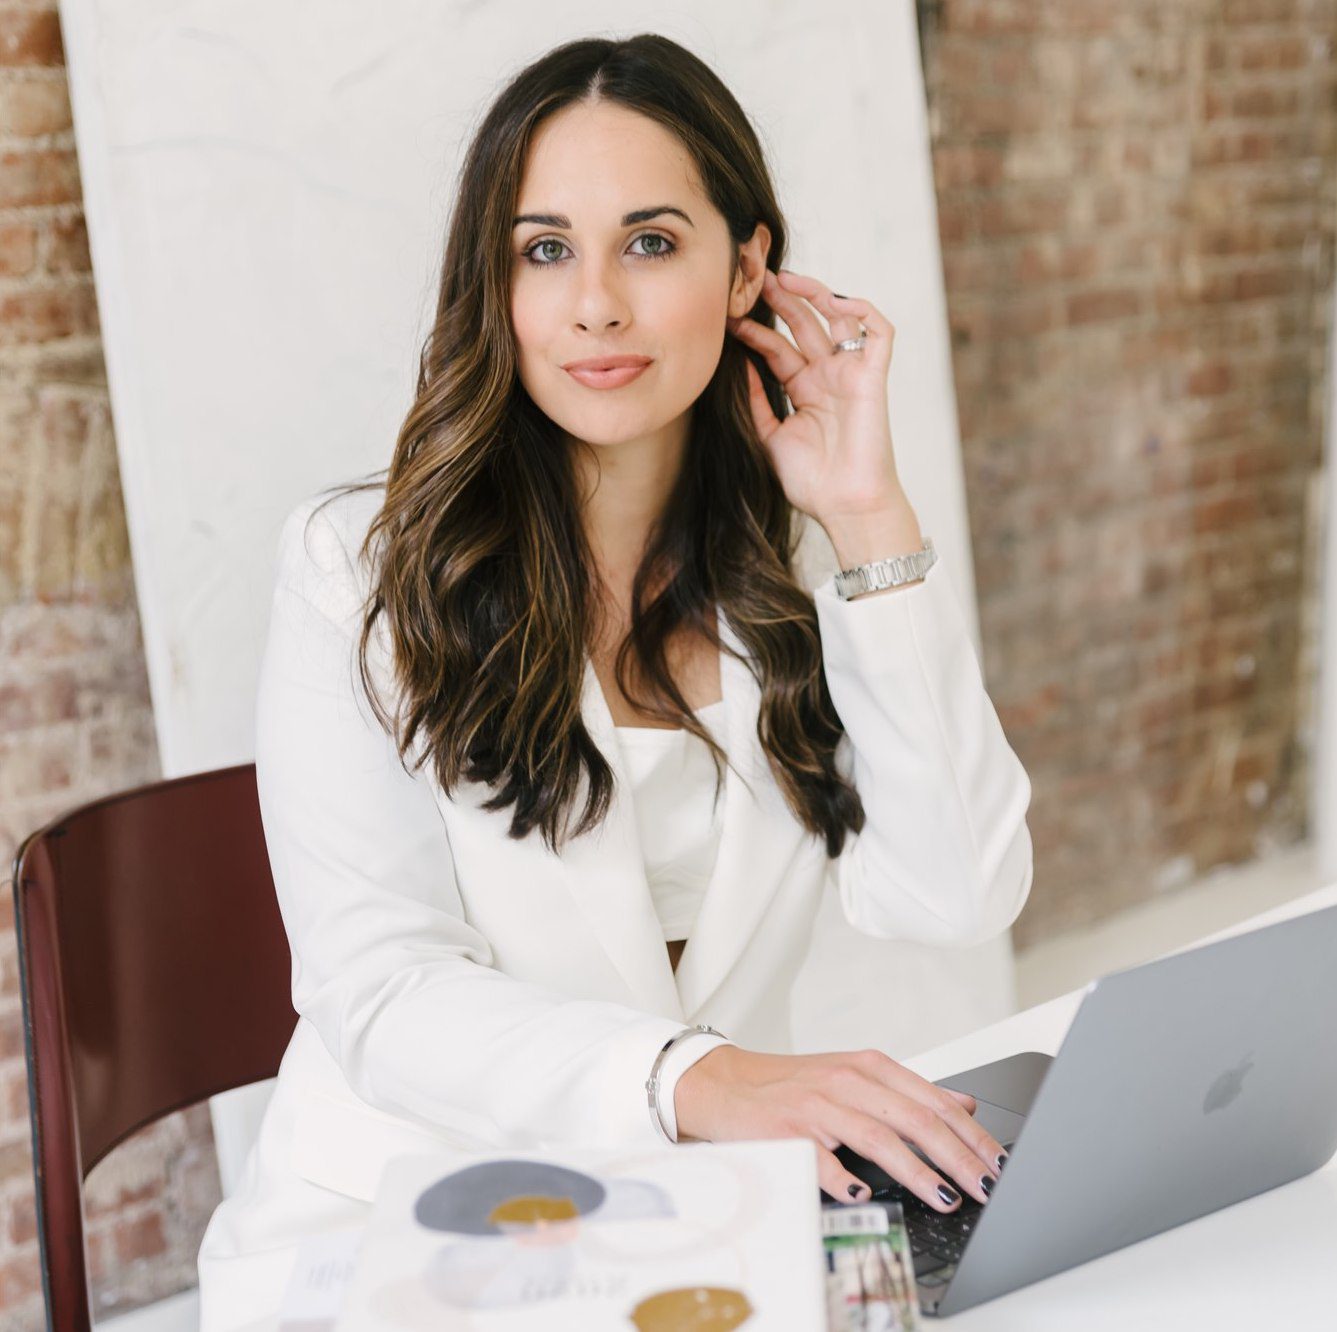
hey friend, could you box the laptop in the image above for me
[828,901,1337,1317]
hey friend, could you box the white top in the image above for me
[615,697,728,944]
[613,697,732,1141]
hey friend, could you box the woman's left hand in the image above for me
[727,268,906,526]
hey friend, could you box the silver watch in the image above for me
[834,536,937,600]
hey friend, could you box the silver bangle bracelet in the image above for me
[645,1024,727,1144]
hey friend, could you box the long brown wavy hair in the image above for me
[313,33,866,857]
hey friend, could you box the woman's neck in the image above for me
[569,418,691,585]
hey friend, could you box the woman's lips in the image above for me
[565,362,651,389]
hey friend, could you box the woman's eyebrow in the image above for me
[511,205,695,229]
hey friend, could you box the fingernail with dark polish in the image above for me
[833,291,848,298]
[996,1151,1008,1171]
[980,1174,996,1197]
[936,1183,960,1206]
[848,1182,867,1199]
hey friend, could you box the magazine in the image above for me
[332,1138,826,1329]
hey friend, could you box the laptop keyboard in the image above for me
[868,1178,983,1284]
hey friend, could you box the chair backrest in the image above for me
[9,763,298,1332]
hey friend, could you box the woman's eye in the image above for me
[524,238,570,266]
[521,232,677,267]
[629,233,676,261]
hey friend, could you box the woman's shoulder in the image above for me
[282,480,386,563]
[275,480,387,622]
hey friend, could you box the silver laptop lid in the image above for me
[935,902,1337,1316]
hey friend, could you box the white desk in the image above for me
[903,882,1337,1327]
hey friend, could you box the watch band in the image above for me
[833,536,937,600]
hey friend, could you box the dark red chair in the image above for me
[9,763,298,1331]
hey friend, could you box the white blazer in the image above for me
[196,485,1033,1330]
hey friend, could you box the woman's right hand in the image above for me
[674,1045,1006,1211]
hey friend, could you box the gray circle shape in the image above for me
[413,1159,607,1236]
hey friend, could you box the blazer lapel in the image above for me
[556,606,792,1025]
[671,608,789,1018]
[555,655,688,1023]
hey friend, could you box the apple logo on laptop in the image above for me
[1203,1052,1254,1114]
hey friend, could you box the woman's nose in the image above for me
[573,266,632,328]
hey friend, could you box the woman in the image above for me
[197,32,1033,1329]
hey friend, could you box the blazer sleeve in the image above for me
[809,547,1035,948]
[255,497,695,1150]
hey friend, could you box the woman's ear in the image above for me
[730,223,772,318]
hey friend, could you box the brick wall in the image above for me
[920,0,1337,947]
[0,2,220,1325]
